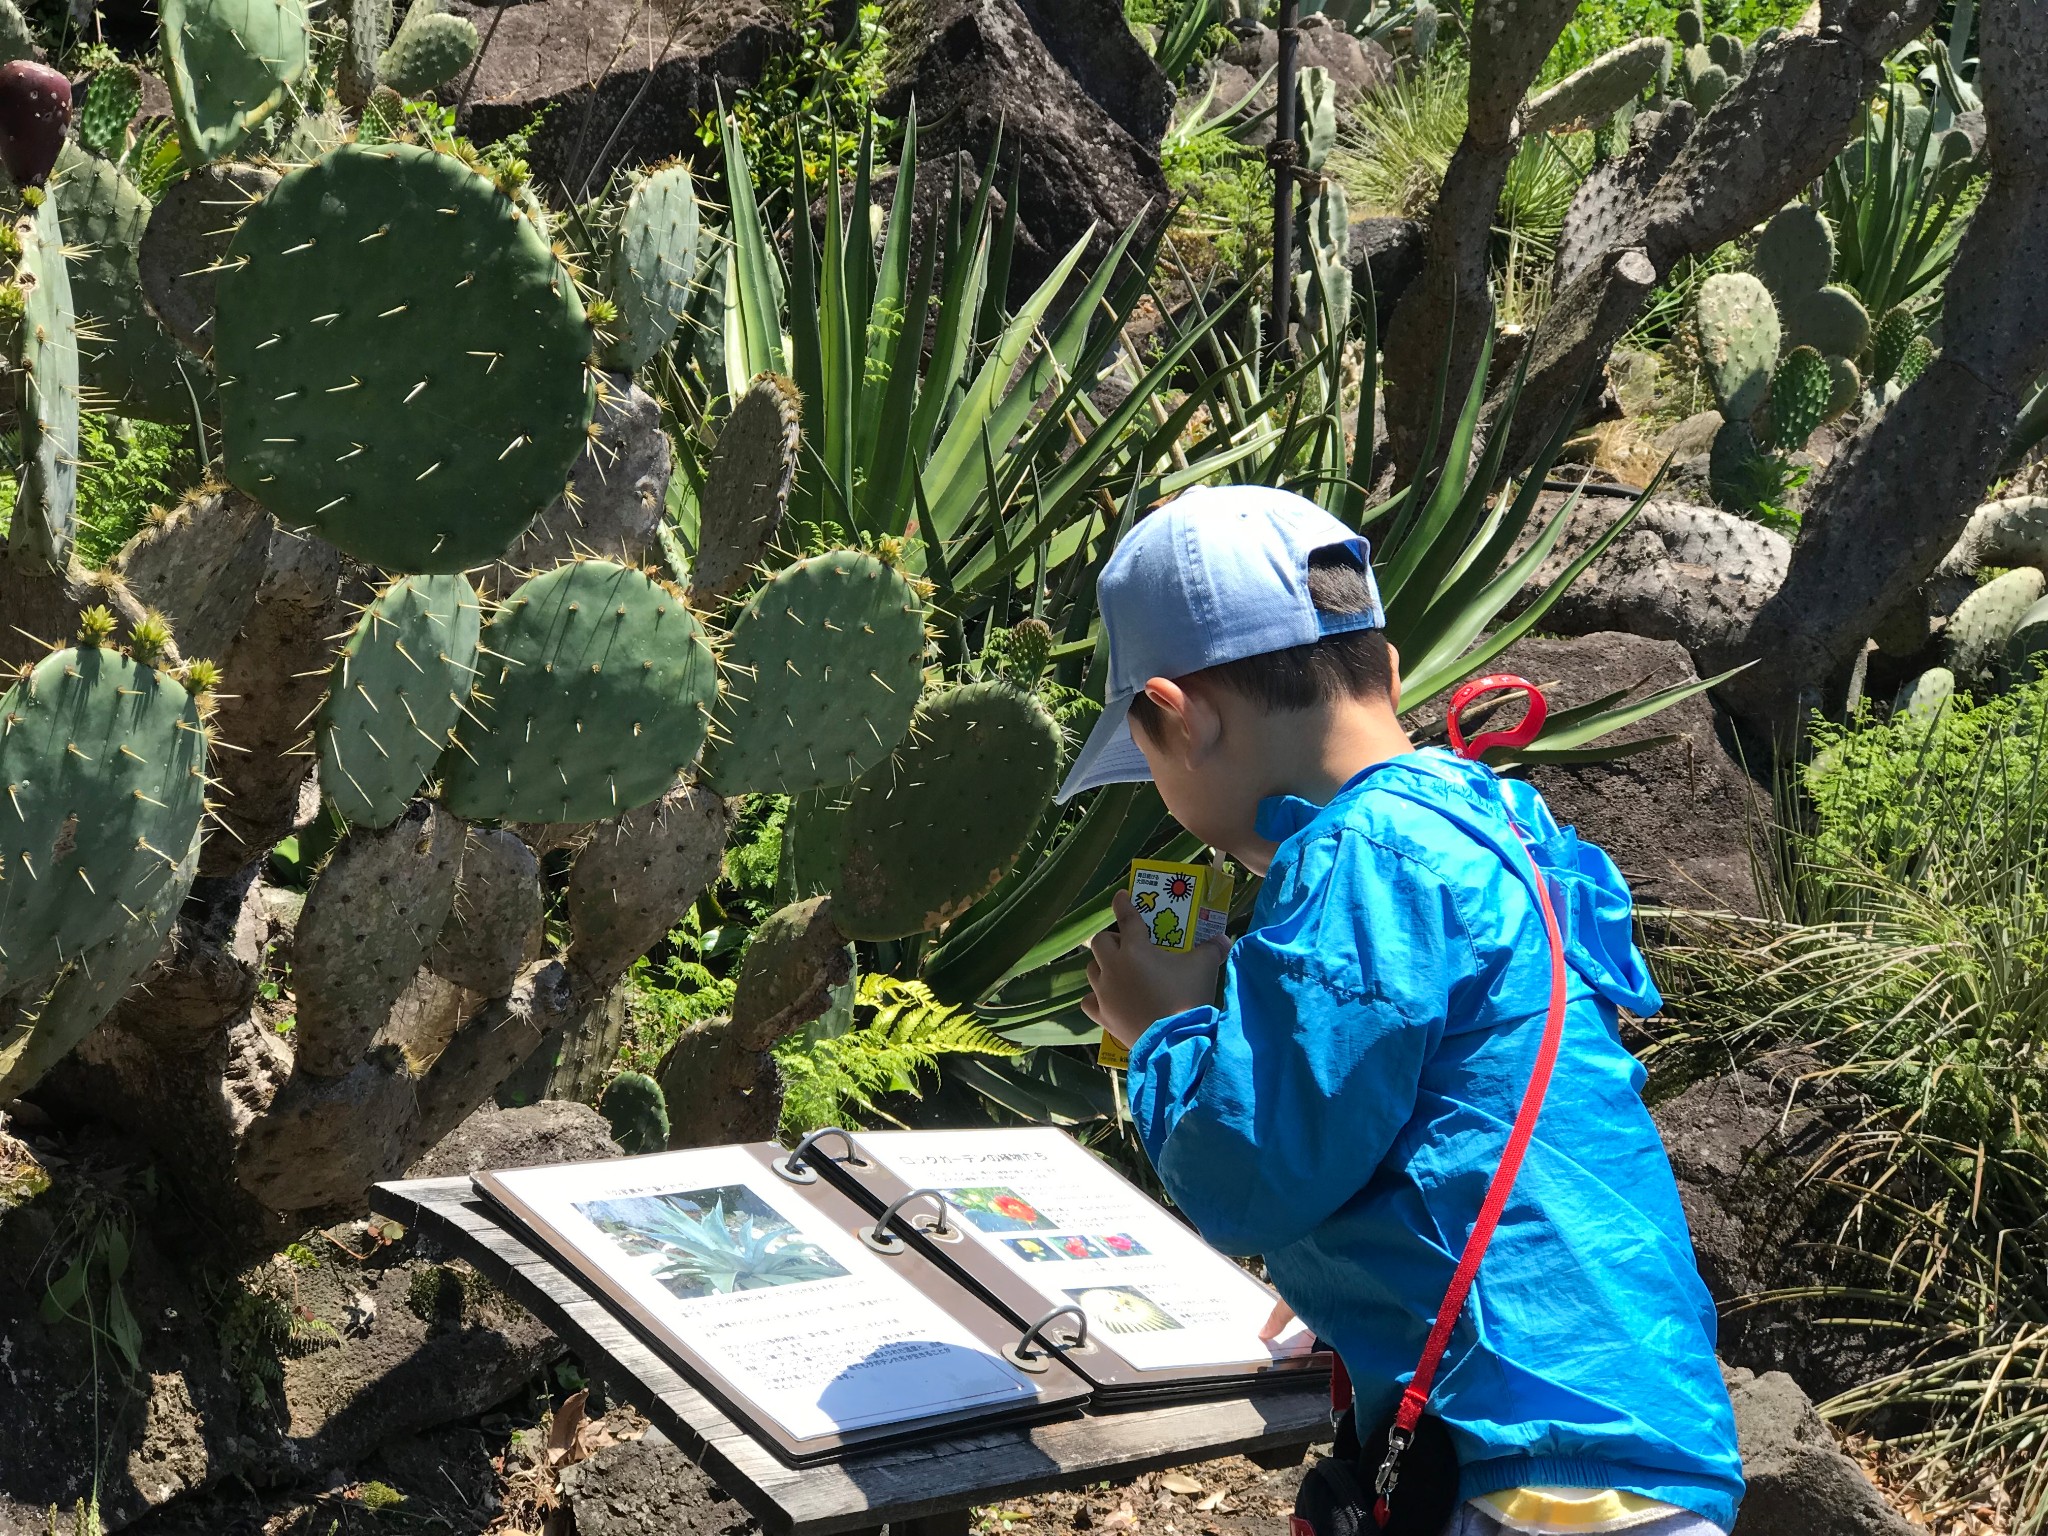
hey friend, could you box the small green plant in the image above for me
[214,1278,335,1409]
[695,0,888,192]
[774,974,1022,1135]
[354,1481,405,1511]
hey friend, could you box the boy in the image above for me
[1070,487,1743,1536]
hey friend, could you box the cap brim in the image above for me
[1056,694,1152,803]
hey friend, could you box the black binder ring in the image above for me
[861,1188,958,1253]
[1005,1304,1091,1373]
[775,1126,860,1184]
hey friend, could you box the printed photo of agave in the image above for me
[579,1185,848,1300]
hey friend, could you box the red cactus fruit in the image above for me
[0,60,72,189]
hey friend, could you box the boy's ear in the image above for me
[1386,641,1402,713]
[1140,676,1222,761]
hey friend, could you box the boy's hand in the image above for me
[1082,889,1228,1049]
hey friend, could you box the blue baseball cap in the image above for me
[1055,486,1385,803]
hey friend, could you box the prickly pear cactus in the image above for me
[440,560,717,823]
[1521,37,1668,135]
[289,799,461,1078]
[1823,355,1860,420]
[704,550,927,796]
[52,147,204,424]
[1782,284,1870,362]
[1868,306,1920,390]
[1708,417,1772,509]
[827,681,1062,941]
[564,783,730,992]
[112,487,274,659]
[602,162,700,374]
[317,573,482,828]
[1946,568,2048,686]
[138,162,280,352]
[1705,32,1743,75]
[1675,2,1702,47]
[600,1071,669,1153]
[1764,347,1831,451]
[0,616,209,1003]
[159,0,310,163]
[690,373,802,602]
[1892,666,1954,727]
[12,190,77,567]
[1753,206,1833,305]
[378,6,478,96]
[0,824,198,1101]
[338,0,393,107]
[1695,272,1778,420]
[213,143,596,573]
[75,63,140,158]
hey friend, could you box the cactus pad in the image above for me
[600,1070,669,1153]
[1891,667,1953,727]
[440,560,717,823]
[1765,346,1830,451]
[1946,567,2047,685]
[12,192,76,568]
[1895,335,1934,387]
[1782,284,1869,361]
[338,0,393,107]
[1695,272,1778,420]
[1686,61,1727,109]
[378,8,478,95]
[214,143,596,574]
[690,373,802,601]
[160,0,309,163]
[1675,3,1703,46]
[603,162,700,374]
[1707,417,1771,510]
[1869,306,1919,389]
[1705,32,1744,75]
[53,146,204,424]
[75,63,140,159]
[139,162,280,353]
[0,823,197,1101]
[317,573,482,829]
[0,639,207,1002]
[1753,205,1833,305]
[290,798,461,1078]
[1823,355,1860,420]
[428,824,541,994]
[828,682,1061,941]
[564,783,730,992]
[112,487,274,659]
[703,550,927,796]
[1521,37,1668,135]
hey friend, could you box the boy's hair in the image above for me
[1126,544,1392,736]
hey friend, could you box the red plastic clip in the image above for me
[1446,674,1548,760]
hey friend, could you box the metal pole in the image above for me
[1268,0,1302,363]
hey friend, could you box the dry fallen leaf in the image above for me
[1158,1472,1203,1496]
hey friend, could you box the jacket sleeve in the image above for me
[1126,827,1475,1256]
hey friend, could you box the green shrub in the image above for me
[0,415,199,569]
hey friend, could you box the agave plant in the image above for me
[587,1191,846,1296]
[663,114,1276,607]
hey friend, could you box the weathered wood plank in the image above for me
[371,1178,1328,1536]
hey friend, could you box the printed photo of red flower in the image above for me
[1060,1234,1107,1259]
[1100,1233,1149,1257]
[949,1185,1057,1233]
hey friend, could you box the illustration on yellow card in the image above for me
[1098,858,1235,1070]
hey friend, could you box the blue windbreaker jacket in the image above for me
[1127,749,1743,1530]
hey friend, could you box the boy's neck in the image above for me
[1254,695,1416,807]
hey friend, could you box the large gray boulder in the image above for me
[1728,1368,1921,1535]
[446,0,790,193]
[1465,631,1768,914]
[880,0,1172,304]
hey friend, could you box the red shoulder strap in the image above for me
[1372,677,1567,1525]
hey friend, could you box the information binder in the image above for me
[474,1128,1324,1466]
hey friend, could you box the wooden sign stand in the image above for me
[372,1177,1330,1536]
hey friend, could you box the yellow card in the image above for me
[1096,858,1236,1070]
